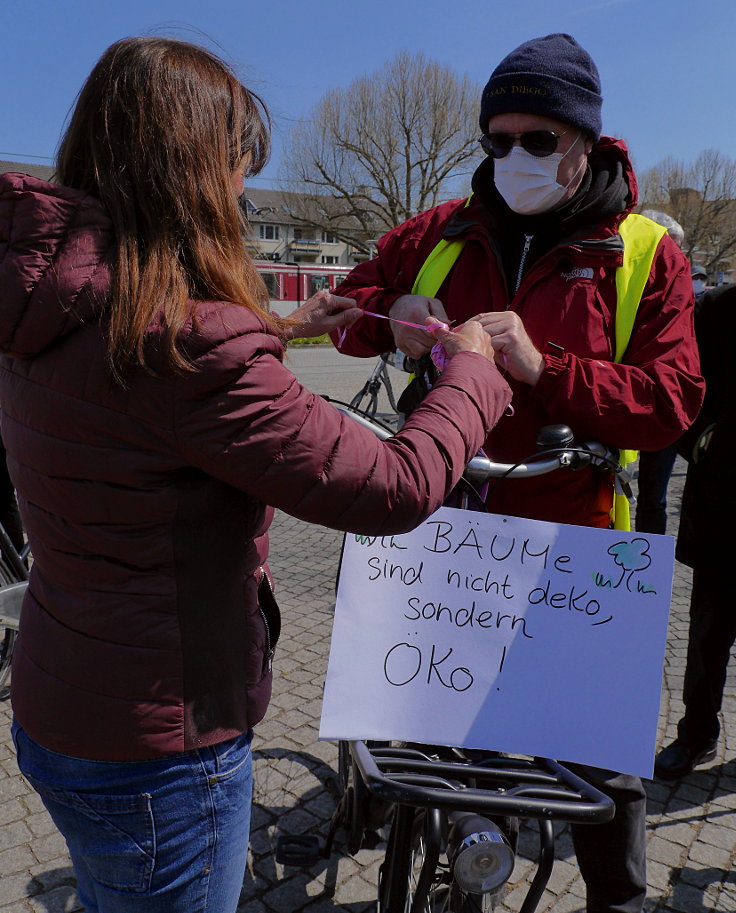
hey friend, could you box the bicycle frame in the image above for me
[348,355,399,419]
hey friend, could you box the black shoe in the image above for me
[654,739,717,780]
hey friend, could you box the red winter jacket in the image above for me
[0,173,511,760]
[334,138,704,527]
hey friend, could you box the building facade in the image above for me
[241,187,369,266]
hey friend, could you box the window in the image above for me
[321,231,337,244]
[259,225,280,241]
[261,272,279,299]
[309,275,331,296]
[321,255,339,265]
[293,228,303,240]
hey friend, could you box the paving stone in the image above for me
[666,880,710,912]
[699,821,736,850]
[647,859,676,892]
[330,875,375,905]
[659,820,702,848]
[0,845,36,879]
[647,834,688,868]
[25,868,77,895]
[26,884,82,913]
[262,872,321,911]
[0,776,30,802]
[0,820,33,853]
[687,839,733,869]
[28,832,70,866]
[0,872,39,907]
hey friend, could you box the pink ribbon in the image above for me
[337,312,514,416]
[337,310,449,348]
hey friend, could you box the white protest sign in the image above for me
[320,506,675,778]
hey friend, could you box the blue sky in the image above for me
[2,0,734,188]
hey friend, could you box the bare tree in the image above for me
[279,52,482,254]
[639,150,736,276]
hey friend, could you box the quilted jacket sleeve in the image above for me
[173,305,511,536]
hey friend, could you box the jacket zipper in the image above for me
[447,203,625,308]
[258,566,274,672]
[513,235,534,300]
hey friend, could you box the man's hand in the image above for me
[388,295,450,358]
[429,318,499,365]
[286,291,363,339]
[474,311,545,385]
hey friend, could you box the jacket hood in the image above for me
[0,173,114,357]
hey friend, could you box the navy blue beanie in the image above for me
[479,34,602,141]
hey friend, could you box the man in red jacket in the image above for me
[334,33,703,913]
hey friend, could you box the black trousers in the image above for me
[566,764,647,913]
[634,446,677,536]
[678,569,736,747]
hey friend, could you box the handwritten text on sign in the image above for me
[319,507,675,778]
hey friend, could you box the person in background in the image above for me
[654,283,736,779]
[691,263,708,300]
[0,37,511,913]
[634,211,685,536]
[639,209,684,248]
[333,33,703,913]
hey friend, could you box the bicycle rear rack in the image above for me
[350,741,614,823]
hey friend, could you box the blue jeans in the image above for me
[12,719,253,913]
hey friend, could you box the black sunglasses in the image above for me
[479,128,569,159]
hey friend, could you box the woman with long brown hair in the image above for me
[0,37,510,912]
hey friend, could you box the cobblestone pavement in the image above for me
[2,348,735,912]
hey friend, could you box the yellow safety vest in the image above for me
[411,208,667,531]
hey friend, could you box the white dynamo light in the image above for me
[452,825,515,894]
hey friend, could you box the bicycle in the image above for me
[277,408,630,912]
[0,521,29,689]
[348,352,408,419]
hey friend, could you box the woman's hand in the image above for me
[474,311,544,385]
[428,318,498,364]
[388,295,450,358]
[286,291,363,339]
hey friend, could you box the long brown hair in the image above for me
[57,37,281,383]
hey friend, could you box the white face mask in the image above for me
[494,135,585,215]
[693,279,706,295]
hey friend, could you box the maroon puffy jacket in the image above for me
[0,173,511,760]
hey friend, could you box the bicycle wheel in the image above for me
[0,529,25,690]
[450,889,496,913]
[405,815,450,913]
[337,741,372,854]
[0,626,16,689]
[338,741,393,854]
[382,365,399,414]
[401,811,497,913]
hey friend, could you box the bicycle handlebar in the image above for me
[337,405,622,485]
